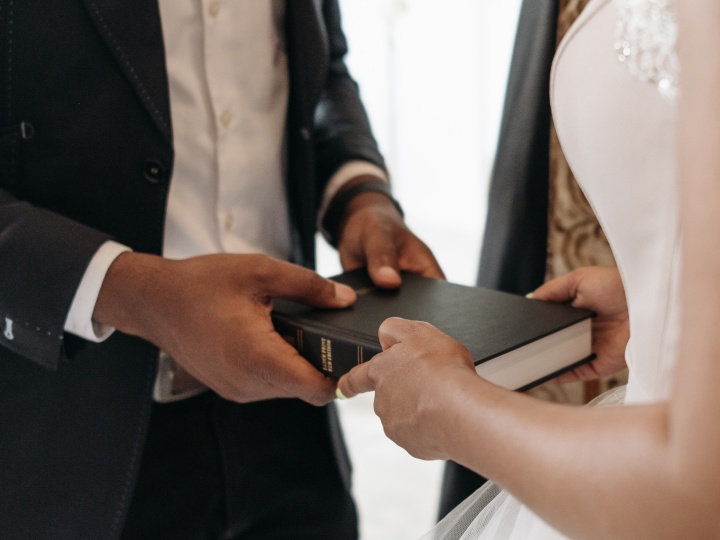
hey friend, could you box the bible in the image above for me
[272,269,594,390]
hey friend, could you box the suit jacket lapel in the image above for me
[82,0,172,143]
[477,0,559,293]
[82,0,328,146]
[285,0,329,121]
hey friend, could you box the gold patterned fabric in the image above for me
[556,0,592,43]
[529,0,627,405]
[547,0,614,282]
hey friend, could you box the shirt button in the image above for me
[208,1,220,17]
[220,110,233,128]
[223,213,234,231]
[143,159,168,184]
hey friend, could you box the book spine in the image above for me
[273,316,380,377]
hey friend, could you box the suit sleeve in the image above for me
[312,0,387,191]
[0,188,112,370]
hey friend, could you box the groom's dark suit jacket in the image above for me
[439,0,560,518]
[0,1,384,538]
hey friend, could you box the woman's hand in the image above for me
[338,317,478,460]
[532,266,629,382]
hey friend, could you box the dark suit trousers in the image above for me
[121,393,357,540]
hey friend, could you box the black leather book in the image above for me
[272,269,594,390]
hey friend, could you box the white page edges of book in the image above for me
[477,318,592,390]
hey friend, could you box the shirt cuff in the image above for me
[317,161,389,241]
[64,240,132,342]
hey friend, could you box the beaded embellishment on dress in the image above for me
[614,0,679,100]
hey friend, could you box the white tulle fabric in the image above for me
[421,0,680,537]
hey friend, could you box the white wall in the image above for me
[321,1,523,538]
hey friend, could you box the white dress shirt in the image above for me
[63,0,386,398]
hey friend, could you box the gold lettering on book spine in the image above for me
[321,337,333,373]
[321,338,328,371]
[327,339,333,373]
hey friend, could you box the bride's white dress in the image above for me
[423,0,680,537]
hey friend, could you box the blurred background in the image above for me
[315,1,523,538]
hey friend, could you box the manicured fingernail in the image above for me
[334,283,356,305]
[378,266,400,282]
[525,292,534,299]
[336,387,348,400]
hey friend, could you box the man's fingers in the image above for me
[398,238,446,280]
[252,256,356,308]
[337,361,376,399]
[364,232,402,289]
[415,255,445,280]
[249,331,338,405]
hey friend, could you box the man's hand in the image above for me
[337,189,444,288]
[532,266,630,382]
[93,252,357,405]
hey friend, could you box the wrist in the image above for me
[322,177,403,246]
[93,251,169,340]
[344,191,404,220]
[434,368,492,459]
